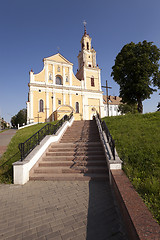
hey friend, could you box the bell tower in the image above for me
[76,22,102,93]
[77,22,97,70]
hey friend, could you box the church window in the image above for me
[88,64,91,67]
[91,77,95,87]
[57,66,60,72]
[87,42,89,50]
[56,76,62,85]
[49,73,52,80]
[82,42,84,49]
[58,99,61,105]
[39,99,44,112]
[75,102,79,113]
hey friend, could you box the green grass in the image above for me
[0,122,57,183]
[102,112,160,224]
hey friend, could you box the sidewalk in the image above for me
[0,180,128,240]
[0,129,17,158]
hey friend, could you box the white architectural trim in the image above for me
[45,62,48,84]
[99,69,102,91]
[46,90,49,120]
[63,66,65,86]
[30,91,34,121]
[69,92,72,106]
[63,93,66,105]
[13,116,74,185]
[52,64,55,85]
[69,67,72,86]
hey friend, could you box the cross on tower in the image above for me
[102,80,112,117]
[83,20,87,34]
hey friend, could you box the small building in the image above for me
[27,26,104,124]
[103,95,122,117]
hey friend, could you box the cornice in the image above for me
[29,83,103,94]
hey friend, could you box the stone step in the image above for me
[33,166,108,174]
[49,148,104,152]
[46,151,105,156]
[44,155,106,161]
[39,160,107,167]
[52,142,102,147]
[29,173,108,181]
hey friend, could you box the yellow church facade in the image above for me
[27,28,104,124]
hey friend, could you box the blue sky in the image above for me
[0,0,160,122]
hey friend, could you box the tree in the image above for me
[157,102,160,111]
[111,41,160,113]
[11,109,27,128]
[118,103,138,114]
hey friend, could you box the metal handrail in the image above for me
[96,112,115,160]
[101,121,115,160]
[19,112,73,161]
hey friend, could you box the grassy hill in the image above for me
[103,112,160,224]
[0,122,56,183]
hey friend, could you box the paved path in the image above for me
[0,181,128,240]
[0,129,17,157]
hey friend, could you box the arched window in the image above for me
[75,102,79,113]
[39,99,44,112]
[56,76,62,85]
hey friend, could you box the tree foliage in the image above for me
[111,41,160,113]
[11,109,27,128]
[157,102,160,111]
[118,103,138,114]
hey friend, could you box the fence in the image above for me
[19,112,73,161]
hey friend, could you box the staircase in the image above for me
[30,120,109,181]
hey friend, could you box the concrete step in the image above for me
[29,173,109,181]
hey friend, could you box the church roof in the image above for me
[103,95,122,105]
[44,53,73,65]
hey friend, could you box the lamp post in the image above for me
[102,80,112,117]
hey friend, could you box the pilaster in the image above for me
[45,62,48,84]
[46,90,49,121]
[99,69,102,91]
[63,67,65,86]
[69,92,72,106]
[63,93,66,105]
[69,67,72,86]
[30,90,34,121]
[52,64,55,85]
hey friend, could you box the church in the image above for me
[27,26,105,124]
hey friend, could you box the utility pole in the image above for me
[102,80,112,117]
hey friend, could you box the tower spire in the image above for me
[83,20,87,34]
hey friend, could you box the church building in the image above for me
[27,26,104,124]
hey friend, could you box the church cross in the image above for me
[102,80,112,117]
[35,114,42,124]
